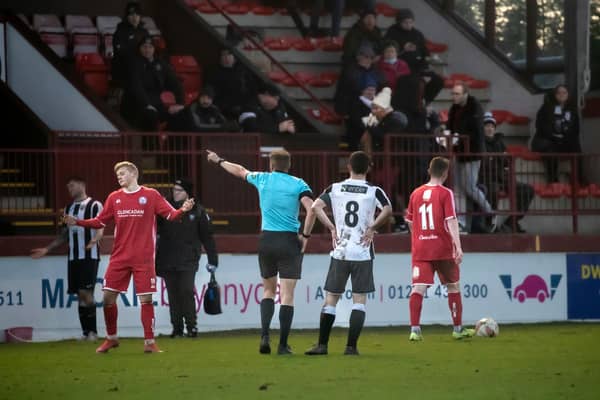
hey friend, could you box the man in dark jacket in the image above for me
[111,1,149,86]
[239,84,295,134]
[156,179,219,338]
[120,36,186,131]
[170,86,228,132]
[447,83,495,232]
[342,8,383,63]
[479,113,534,233]
[207,48,257,121]
[384,8,443,104]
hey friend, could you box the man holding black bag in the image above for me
[156,179,219,338]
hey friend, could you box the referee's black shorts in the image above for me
[68,259,100,294]
[258,231,303,280]
[324,258,375,294]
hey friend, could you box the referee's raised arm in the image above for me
[206,149,250,180]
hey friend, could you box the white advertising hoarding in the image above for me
[0,253,567,341]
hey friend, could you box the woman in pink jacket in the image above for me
[377,40,411,92]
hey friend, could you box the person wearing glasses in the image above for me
[156,179,219,338]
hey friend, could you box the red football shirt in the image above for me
[76,186,183,266]
[405,183,457,261]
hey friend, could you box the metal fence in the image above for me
[1,132,599,234]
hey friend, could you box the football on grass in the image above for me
[475,317,499,337]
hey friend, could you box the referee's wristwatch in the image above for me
[217,158,226,166]
[301,232,311,238]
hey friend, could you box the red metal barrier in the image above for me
[1,132,599,234]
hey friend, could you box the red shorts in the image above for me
[103,263,157,295]
[411,259,459,286]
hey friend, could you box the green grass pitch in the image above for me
[1,324,599,400]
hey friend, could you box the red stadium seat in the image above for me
[507,114,530,125]
[425,40,448,53]
[75,53,109,97]
[251,5,276,15]
[505,144,527,155]
[223,3,250,14]
[538,183,568,198]
[589,184,600,198]
[72,34,100,55]
[268,70,287,83]
[40,33,68,57]
[282,71,314,87]
[317,37,343,51]
[264,37,294,51]
[467,79,490,89]
[490,109,512,125]
[185,91,198,105]
[375,3,398,17]
[170,55,202,93]
[574,185,591,198]
[319,71,340,83]
[292,38,317,51]
[319,108,343,125]
[161,91,176,107]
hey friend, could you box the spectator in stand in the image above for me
[479,112,534,233]
[360,87,407,153]
[239,83,295,134]
[342,8,383,63]
[345,82,377,151]
[112,1,149,86]
[308,0,345,39]
[531,84,583,183]
[446,83,495,233]
[170,86,229,132]
[334,43,385,118]
[207,48,257,121]
[384,9,444,104]
[120,36,186,131]
[377,40,411,93]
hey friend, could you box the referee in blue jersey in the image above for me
[207,149,313,355]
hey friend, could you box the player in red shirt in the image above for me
[64,161,194,353]
[405,157,475,341]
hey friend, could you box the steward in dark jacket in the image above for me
[447,92,485,160]
[156,179,218,337]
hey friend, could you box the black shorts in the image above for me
[68,259,99,294]
[258,231,303,280]
[324,258,374,294]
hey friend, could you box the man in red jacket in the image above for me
[64,161,194,354]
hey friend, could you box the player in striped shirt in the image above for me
[31,176,104,341]
[304,151,392,355]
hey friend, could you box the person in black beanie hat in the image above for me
[239,83,295,134]
[384,8,444,104]
[120,35,186,130]
[156,179,219,338]
[112,1,149,86]
[342,7,383,63]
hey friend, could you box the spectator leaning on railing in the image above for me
[345,81,377,151]
[360,87,408,154]
[531,84,583,184]
[479,112,534,233]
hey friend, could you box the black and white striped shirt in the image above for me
[65,197,103,261]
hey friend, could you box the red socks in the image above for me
[141,302,155,340]
[104,303,118,337]
[448,292,463,327]
[409,292,423,327]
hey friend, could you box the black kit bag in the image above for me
[203,272,222,315]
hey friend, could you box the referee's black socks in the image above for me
[347,304,366,348]
[319,305,336,345]
[260,298,275,338]
[279,305,294,346]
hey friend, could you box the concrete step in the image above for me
[278,61,447,76]
[0,196,46,209]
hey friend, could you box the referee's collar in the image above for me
[272,170,288,174]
